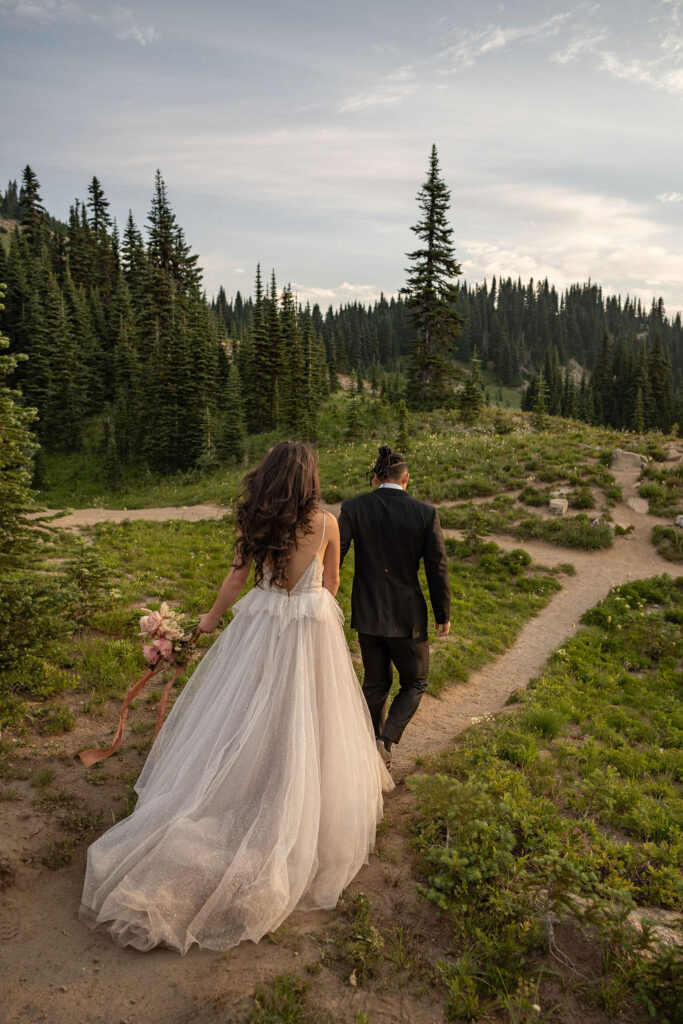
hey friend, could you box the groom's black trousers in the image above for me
[358,633,429,744]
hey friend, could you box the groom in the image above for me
[338,445,451,769]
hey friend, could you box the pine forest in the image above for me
[1,161,682,481]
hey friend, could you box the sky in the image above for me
[1,0,682,314]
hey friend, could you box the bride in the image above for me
[79,441,393,954]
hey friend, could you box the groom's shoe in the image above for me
[376,737,392,771]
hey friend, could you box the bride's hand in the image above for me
[197,612,220,634]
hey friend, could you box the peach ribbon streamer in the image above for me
[78,632,200,768]
[153,661,187,741]
[77,662,167,768]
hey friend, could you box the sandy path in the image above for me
[29,504,233,527]
[3,460,681,1023]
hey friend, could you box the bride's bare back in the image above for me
[280,509,341,594]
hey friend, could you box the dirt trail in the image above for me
[29,503,232,528]
[3,459,682,1023]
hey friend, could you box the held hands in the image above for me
[435,621,451,637]
[196,612,220,635]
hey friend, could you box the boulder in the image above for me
[549,498,568,516]
[612,449,648,472]
[626,496,649,515]
[675,515,683,529]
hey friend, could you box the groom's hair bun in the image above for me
[371,444,408,482]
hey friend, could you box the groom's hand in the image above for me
[435,621,451,637]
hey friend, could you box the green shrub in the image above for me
[39,706,76,734]
[247,973,309,1024]
[336,892,385,983]
[518,485,548,507]
[30,767,55,789]
[569,486,594,509]
[515,513,613,550]
[652,526,683,562]
[41,835,75,870]
[521,708,564,739]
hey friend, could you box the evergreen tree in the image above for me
[634,342,654,430]
[267,271,285,426]
[346,392,361,441]
[236,328,257,434]
[280,285,307,436]
[648,331,673,432]
[0,281,61,669]
[19,165,45,252]
[396,399,410,452]
[533,369,549,429]
[402,145,463,408]
[457,348,484,424]
[87,176,112,235]
[592,331,613,425]
[121,211,147,303]
[110,279,141,464]
[251,264,272,432]
[219,362,246,463]
[633,386,645,433]
[41,268,86,450]
[0,179,19,219]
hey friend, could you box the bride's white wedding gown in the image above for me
[79,538,393,954]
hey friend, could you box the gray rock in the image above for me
[626,496,649,514]
[549,498,568,516]
[613,449,648,472]
[675,515,683,528]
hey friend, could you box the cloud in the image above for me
[339,67,417,113]
[291,281,385,305]
[0,0,158,45]
[551,29,608,65]
[556,0,683,95]
[438,11,574,73]
[340,10,579,113]
[108,8,158,46]
[657,191,683,203]
[599,51,683,94]
[53,124,424,216]
[459,181,683,313]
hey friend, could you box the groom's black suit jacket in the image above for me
[338,487,450,640]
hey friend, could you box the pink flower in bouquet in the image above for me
[139,610,164,636]
[143,637,174,666]
[143,643,161,665]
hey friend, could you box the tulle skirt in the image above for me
[79,581,392,954]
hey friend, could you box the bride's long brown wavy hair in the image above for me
[234,441,321,588]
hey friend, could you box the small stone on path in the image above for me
[549,498,568,516]
[613,449,648,471]
[626,496,649,515]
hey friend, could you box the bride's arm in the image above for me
[197,538,252,633]
[322,514,341,597]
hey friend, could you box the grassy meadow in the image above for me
[411,574,683,1022]
[34,394,671,510]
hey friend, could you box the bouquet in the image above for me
[139,602,197,667]
[78,603,199,768]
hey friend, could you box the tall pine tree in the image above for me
[402,145,463,408]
